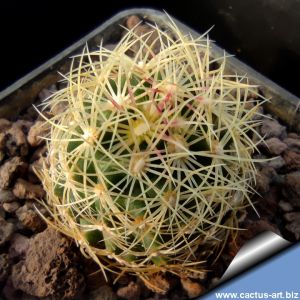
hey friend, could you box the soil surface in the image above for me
[1,15,300,300]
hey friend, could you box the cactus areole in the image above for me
[36,16,263,290]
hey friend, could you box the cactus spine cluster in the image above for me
[37,16,263,291]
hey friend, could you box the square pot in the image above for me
[0,8,298,299]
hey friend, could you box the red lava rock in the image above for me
[15,201,46,232]
[3,201,20,213]
[11,227,85,299]
[27,121,50,147]
[278,200,293,212]
[29,148,47,184]
[283,171,300,207]
[0,216,15,246]
[238,219,281,247]
[0,133,7,150]
[0,206,4,218]
[0,118,11,128]
[117,281,141,300]
[30,145,47,162]
[103,43,117,51]
[88,285,117,300]
[126,15,141,30]
[0,150,4,163]
[143,274,170,295]
[283,150,300,169]
[29,157,45,183]
[260,119,286,139]
[50,101,68,115]
[27,172,40,185]
[252,106,264,121]
[0,253,10,282]
[0,157,28,189]
[126,15,161,55]
[38,85,57,102]
[14,120,33,133]
[0,189,17,203]
[284,212,300,240]
[283,137,300,150]
[253,154,285,170]
[13,178,45,200]
[82,258,107,291]
[180,277,204,299]
[263,137,287,155]
[5,121,32,157]
[259,186,280,216]
[288,132,300,139]
[255,167,277,193]
[9,233,30,259]
[265,156,285,170]
[2,276,23,300]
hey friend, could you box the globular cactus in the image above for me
[36,16,264,292]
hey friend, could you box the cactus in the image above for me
[36,17,264,291]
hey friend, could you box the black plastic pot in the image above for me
[0,8,299,132]
[0,8,296,296]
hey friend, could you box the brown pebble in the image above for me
[210,277,221,288]
[238,219,281,247]
[11,227,85,298]
[3,202,20,213]
[2,276,21,300]
[255,167,277,193]
[88,285,116,300]
[287,133,299,139]
[29,157,45,181]
[266,156,285,170]
[0,157,28,189]
[0,150,4,163]
[284,212,300,240]
[283,150,300,170]
[50,101,68,115]
[0,253,10,282]
[260,119,286,138]
[284,212,300,222]
[126,15,141,30]
[0,207,4,218]
[263,137,287,155]
[0,133,6,149]
[283,137,300,150]
[283,149,300,169]
[0,216,15,246]
[0,189,17,203]
[13,178,45,200]
[0,119,12,135]
[143,274,170,294]
[103,43,117,52]
[278,200,293,212]
[252,106,264,121]
[15,201,46,232]
[30,145,47,162]
[9,233,30,259]
[38,85,57,102]
[5,121,32,157]
[180,277,204,299]
[126,15,161,55]
[27,121,50,147]
[117,281,141,300]
[283,171,300,207]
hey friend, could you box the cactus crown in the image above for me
[37,16,263,290]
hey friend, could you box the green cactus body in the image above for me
[37,16,263,287]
